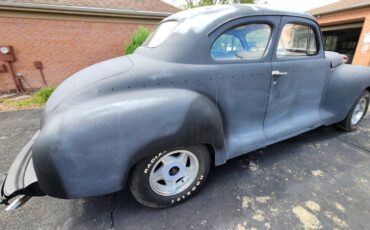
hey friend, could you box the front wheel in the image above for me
[337,90,369,132]
[129,145,211,208]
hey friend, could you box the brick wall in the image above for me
[0,16,156,93]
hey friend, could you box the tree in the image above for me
[185,0,254,8]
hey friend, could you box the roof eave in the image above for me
[0,1,174,20]
[310,3,370,17]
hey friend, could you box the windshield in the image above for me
[143,21,178,48]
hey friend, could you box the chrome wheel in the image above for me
[351,98,367,125]
[149,150,199,196]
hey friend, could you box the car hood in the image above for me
[44,56,133,115]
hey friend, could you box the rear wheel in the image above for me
[337,90,369,132]
[129,145,211,208]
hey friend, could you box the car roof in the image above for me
[135,4,317,64]
[165,4,315,33]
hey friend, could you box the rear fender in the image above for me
[32,88,225,198]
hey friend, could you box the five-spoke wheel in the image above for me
[149,150,199,196]
[129,145,211,208]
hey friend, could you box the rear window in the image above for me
[143,21,178,47]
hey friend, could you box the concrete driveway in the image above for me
[0,109,369,229]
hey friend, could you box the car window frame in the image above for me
[272,16,324,62]
[208,16,281,64]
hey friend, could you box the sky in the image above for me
[162,0,340,12]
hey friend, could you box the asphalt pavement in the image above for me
[0,109,370,230]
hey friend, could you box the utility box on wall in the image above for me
[0,46,15,62]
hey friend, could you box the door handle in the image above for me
[272,70,288,77]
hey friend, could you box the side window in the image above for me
[276,24,318,58]
[211,24,272,61]
[212,34,243,53]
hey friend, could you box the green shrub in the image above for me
[34,86,56,103]
[124,27,150,55]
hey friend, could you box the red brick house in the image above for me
[0,0,179,93]
[308,0,370,66]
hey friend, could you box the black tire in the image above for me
[337,90,369,132]
[129,145,211,208]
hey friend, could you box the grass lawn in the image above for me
[0,87,55,112]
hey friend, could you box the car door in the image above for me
[264,16,327,143]
[209,16,280,158]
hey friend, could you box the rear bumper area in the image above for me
[1,130,44,206]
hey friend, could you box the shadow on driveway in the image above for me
[114,113,370,230]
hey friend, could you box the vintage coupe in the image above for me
[2,5,370,209]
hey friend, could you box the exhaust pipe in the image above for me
[5,195,31,211]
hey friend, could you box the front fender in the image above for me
[32,88,224,198]
[324,64,370,124]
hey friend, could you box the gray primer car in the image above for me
[2,5,370,209]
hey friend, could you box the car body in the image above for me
[2,4,370,209]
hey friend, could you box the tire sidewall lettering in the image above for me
[144,151,166,174]
[170,174,204,204]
